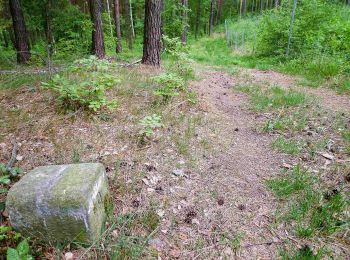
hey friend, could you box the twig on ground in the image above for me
[119,59,142,67]
[6,142,18,171]
[242,240,285,248]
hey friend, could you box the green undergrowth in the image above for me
[0,73,47,90]
[268,165,348,240]
[272,137,305,155]
[236,84,307,111]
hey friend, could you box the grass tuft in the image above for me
[236,85,307,111]
[268,165,348,238]
[272,137,304,155]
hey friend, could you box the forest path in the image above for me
[159,70,294,258]
[161,66,349,258]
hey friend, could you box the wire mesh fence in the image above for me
[224,17,260,54]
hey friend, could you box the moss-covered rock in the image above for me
[6,163,109,244]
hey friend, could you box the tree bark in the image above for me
[181,0,188,44]
[209,0,215,36]
[195,0,201,39]
[286,0,297,56]
[243,0,247,16]
[124,0,133,49]
[275,0,279,7]
[9,0,31,63]
[46,0,54,57]
[142,0,162,67]
[217,0,223,23]
[89,0,105,59]
[113,0,122,53]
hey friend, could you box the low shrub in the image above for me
[42,56,119,112]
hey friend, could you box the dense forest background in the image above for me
[0,0,349,65]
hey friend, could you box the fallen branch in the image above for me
[6,142,18,171]
[242,240,285,248]
[122,59,142,67]
[0,67,62,75]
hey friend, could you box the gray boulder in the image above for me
[6,163,109,243]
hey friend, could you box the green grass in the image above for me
[267,165,314,198]
[280,245,324,260]
[272,137,304,155]
[263,111,307,133]
[188,36,240,67]
[236,85,307,111]
[342,130,350,154]
[0,74,48,90]
[189,34,350,96]
[297,78,322,88]
[267,165,348,239]
[332,79,350,95]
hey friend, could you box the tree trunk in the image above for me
[113,0,122,53]
[142,0,162,67]
[217,0,223,23]
[260,0,264,13]
[89,0,105,59]
[9,0,31,63]
[124,0,133,49]
[181,0,188,44]
[209,0,215,36]
[286,0,297,56]
[195,0,201,39]
[275,0,279,7]
[106,0,114,38]
[243,0,247,16]
[46,0,54,57]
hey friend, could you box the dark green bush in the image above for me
[256,0,350,79]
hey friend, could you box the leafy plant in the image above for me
[42,57,120,112]
[0,163,22,191]
[153,73,185,102]
[163,36,194,79]
[139,114,163,138]
[0,226,21,242]
[7,239,33,260]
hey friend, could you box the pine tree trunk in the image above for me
[181,0,188,44]
[195,0,201,39]
[286,0,297,56]
[9,0,31,63]
[113,0,122,53]
[243,0,247,16]
[142,0,162,67]
[89,0,105,59]
[217,0,223,23]
[124,0,133,49]
[46,0,54,57]
[209,0,215,36]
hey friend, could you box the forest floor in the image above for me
[0,61,349,259]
